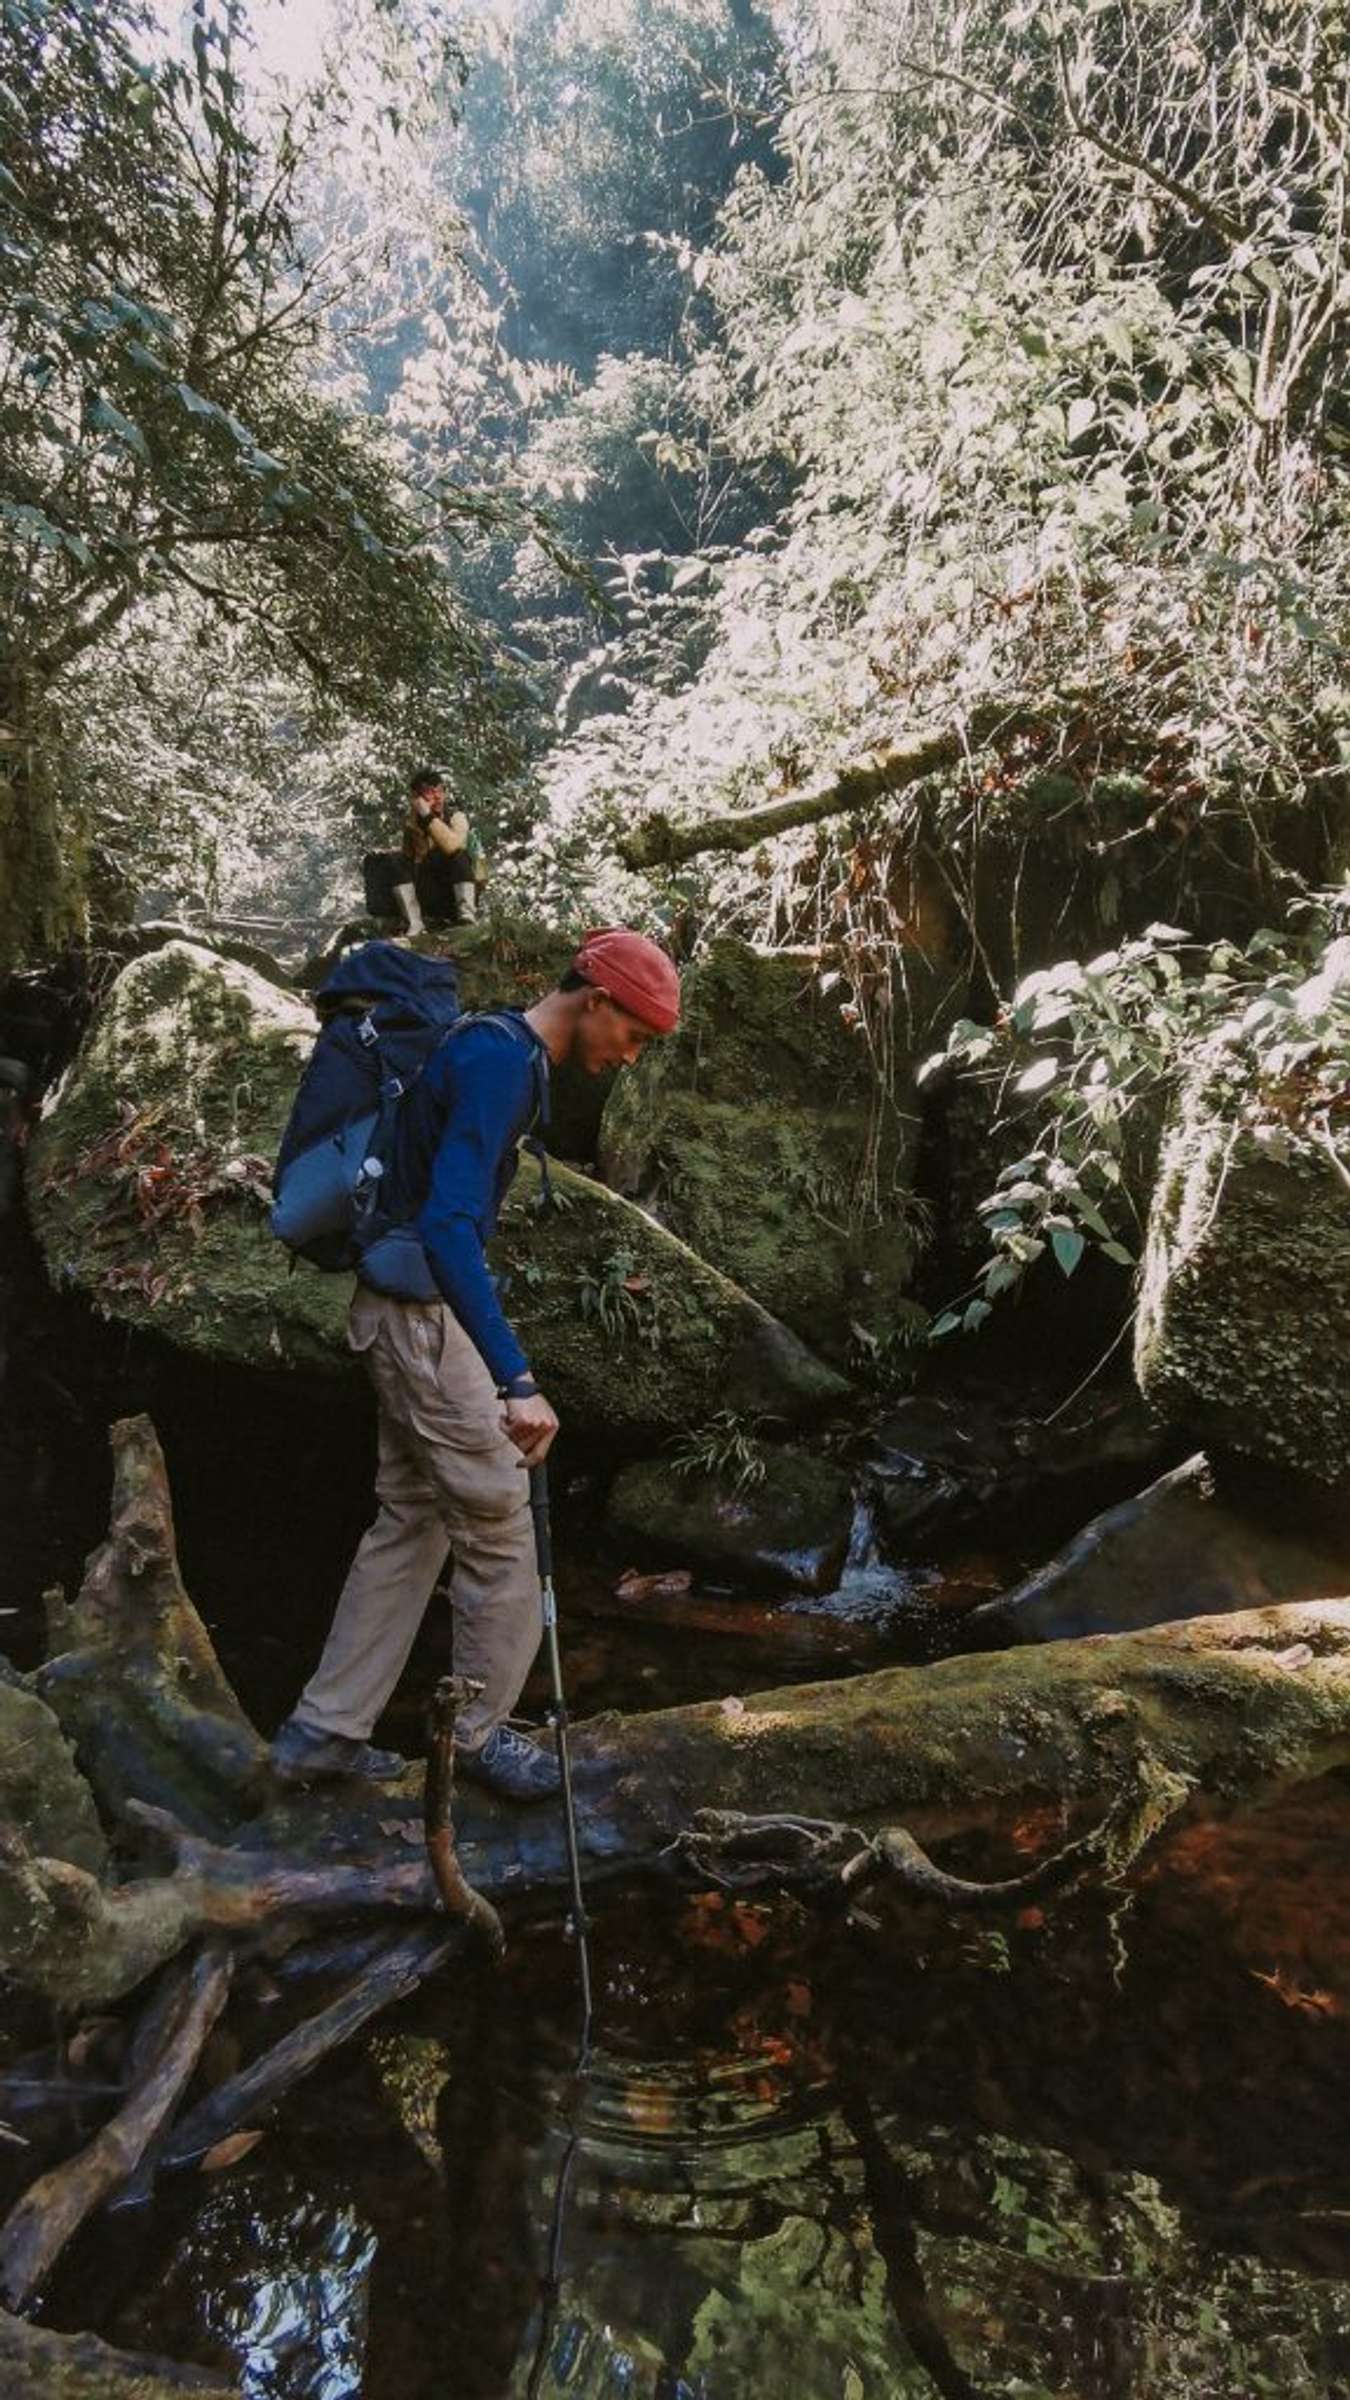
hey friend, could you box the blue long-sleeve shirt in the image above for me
[368,1012,548,1387]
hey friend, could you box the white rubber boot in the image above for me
[393,882,424,936]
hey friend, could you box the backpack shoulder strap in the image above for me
[446,1009,556,1210]
[447,1009,551,1129]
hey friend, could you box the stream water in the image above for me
[7,1209,1350,2393]
[21,1787,1350,2399]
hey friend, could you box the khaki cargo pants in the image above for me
[297,1286,541,1752]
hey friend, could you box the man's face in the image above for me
[571,993,657,1076]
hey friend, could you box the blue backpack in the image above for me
[271,942,465,1271]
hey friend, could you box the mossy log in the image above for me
[14,1413,1350,2018]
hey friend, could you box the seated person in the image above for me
[395,768,479,932]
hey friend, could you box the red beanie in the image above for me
[572,926,680,1034]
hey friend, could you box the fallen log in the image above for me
[16,1410,1350,2021]
[0,1941,232,2309]
[0,1795,440,2009]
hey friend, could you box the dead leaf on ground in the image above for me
[615,1566,694,1604]
[1270,1643,1316,1672]
[378,1818,425,1846]
[1251,1965,1340,2018]
[200,2128,265,2173]
[66,2017,120,2071]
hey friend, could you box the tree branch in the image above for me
[615,697,1037,869]
[1053,34,1246,248]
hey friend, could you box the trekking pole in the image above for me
[529,1460,594,2059]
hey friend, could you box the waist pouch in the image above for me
[358,1226,440,1303]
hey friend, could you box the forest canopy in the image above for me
[2,0,1346,1032]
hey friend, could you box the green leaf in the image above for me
[1051,1226,1085,1276]
[1101,1240,1135,1266]
[962,1297,993,1332]
[88,392,148,460]
[1015,1057,1059,1094]
[929,1311,962,1340]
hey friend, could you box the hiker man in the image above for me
[270,927,681,1800]
[392,768,484,934]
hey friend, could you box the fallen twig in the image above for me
[144,1924,460,2183]
[0,1942,233,2309]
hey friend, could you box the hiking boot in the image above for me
[269,1716,407,1788]
[457,1722,561,1803]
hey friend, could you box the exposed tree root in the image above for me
[672,1754,1194,1906]
[424,1676,506,1958]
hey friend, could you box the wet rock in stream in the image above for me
[607,1446,854,1592]
[863,1383,1168,1553]
[969,1449,1350,1645]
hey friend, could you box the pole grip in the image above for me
[529,1461,554,1582]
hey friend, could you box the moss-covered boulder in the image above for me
[0,1671,110,1986]
[599,939,922,1363]
[969,1453,1350,1645]
[30,940,350,1375]
[1135,960,1350,1484]
[607,1446,855,1590]
[30,940,847,1435]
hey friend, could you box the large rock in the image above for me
[608,1446,855,1591]
[599,938,922,1363]
[1135,943,1350,1484]
[968,1452,1350,1646]
[29,939,847,1435]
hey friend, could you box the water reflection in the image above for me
[76,1804,1350,2398]
[157,2177,376,2399]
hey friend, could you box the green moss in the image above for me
[30,939,848,1425]
[608,1445,854,1587]
[600,939,921,1357]
[31,941,349,1375]
[1135,1034,1350,1483]
[499,1154,848,1433]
